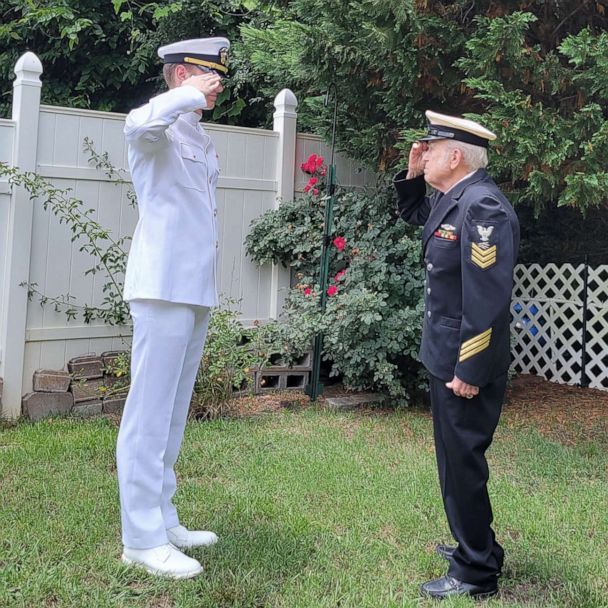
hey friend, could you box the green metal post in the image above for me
[305,165,336,400]
[305,85,339,401]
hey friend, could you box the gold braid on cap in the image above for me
[183,56,228,74]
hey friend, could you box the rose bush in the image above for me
[246,160,426,402]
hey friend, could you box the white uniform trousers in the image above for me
[116,299,210,549]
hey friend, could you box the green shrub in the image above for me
[246,164,426,403]
[191,304,276,419]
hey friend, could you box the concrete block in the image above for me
[101,350,128,373]
[253,351,313,373]
[103,374,129,397]
[32,369,71,393]
[68,353,103,380]
[256,370,310,392]
[23,391,73,421]
[284,372,308,389]
[102,396,126,414]
[71,378,105,403]
[72,401,103,417]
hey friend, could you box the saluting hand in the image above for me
[406,141,428,179]
[182,73,224,101]
[446,376,479,400]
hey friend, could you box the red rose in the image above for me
[303,184,311,193]
[333,236,346,252]
[327,285,338,297]
[316,156,324,167]
[313,188,319,196]
[334,269,346,281]
[304,287,312,296]
[308,177,318,186]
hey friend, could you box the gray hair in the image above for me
[444,140,489,170]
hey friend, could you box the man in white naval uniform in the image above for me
[117,37,229,579]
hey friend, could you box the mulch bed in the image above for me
[225,374,608,446]
[503,374,608,445]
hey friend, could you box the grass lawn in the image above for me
[1,383,607,608]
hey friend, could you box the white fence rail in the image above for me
[0,53,373,416]
[510,263,608,391]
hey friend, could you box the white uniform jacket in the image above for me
[123,86,220,307]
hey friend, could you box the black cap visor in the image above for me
[420,124,489,148]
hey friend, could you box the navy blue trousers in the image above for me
[430,373,507,584]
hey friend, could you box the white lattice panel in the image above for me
[511,263,608,391]
[584,304,608,389]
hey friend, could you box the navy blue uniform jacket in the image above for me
[394,169,520,387]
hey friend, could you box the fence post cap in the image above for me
[273,88,298,111]
[14,52,43,81]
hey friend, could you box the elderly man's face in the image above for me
[421,140,454,190]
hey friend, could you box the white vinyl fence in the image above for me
[0,53,374,417]
[510,263,608,390]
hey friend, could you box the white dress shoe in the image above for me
[167,525,219,549]
[122,543,203,579]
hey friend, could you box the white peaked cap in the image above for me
[421,110,497,148]
[158,37,230,76]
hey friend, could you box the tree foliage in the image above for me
[241,1,608,216]
[0,0,266,124]
[2,1,607,260]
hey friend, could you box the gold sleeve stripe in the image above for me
[460,335,491,358]
[459,329,492,361]
[459,340,491,362]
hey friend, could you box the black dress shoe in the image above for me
[435,544,456,560]
[420,575,498,600]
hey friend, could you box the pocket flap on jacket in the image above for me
[439,315,461,329]
[180,142,205,163]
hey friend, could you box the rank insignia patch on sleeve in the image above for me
[471,224,497,268]
[471,242,496,268]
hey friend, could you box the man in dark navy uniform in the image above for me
[394,111,520,599]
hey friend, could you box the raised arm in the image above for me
[393,142,432,226]
[124,74,222,150]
